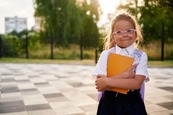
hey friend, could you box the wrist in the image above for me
[105,78,111,87]
[122,71,128,78]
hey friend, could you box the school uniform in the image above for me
[92,44,149,115]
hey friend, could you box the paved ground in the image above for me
[0,63,173,115]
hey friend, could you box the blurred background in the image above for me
[0,0,172,61]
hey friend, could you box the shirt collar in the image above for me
[115,44,135,55]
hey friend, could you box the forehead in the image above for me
[113,20,134,30]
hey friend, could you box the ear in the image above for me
[135,31,137,38]
[111,34,116,42]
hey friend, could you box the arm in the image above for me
[96,75,145,91]
[92,50,108,77]
[96,65,135,79]
[111,65,136,79]
[95,52,148,91]
[95,65,136,91]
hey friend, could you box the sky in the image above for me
[0,0,121,34]
[98,0,122,27]
[0,0,34,34]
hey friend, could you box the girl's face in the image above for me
[112,20,136,48]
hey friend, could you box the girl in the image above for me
[92,12,149,115]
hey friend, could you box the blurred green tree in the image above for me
[33,0,101,48]
[117,0,173,43]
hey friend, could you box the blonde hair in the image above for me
[104,12,143,50]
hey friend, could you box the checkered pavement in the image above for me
[0,63,173,115]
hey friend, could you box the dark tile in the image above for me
[28,75,39,78]
[43,93,63,98]
[155,77,170,80]
[2,86,19,93]
[88,94,98,101]
[67,71,76,74]
[158,86,173,92]
[68,113,85,115]
[26,104,51,111]
[166,95,173,100]
[1,78,15,82]
[68,82,84,87]
[16,80,30,82]
[20,88,38,92]
[34,82,49,85]
[0,101,25,113]
[57,75,68,78]
[13,73,25,76]
[79,104,97,113]
[158,102,173,110]
[1,73,13,76]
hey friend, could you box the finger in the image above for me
[97,74,105,78]
[95,82,98,86]
[133,64,137,68]
[97,75,102,79]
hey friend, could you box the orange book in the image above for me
[107,53,134,94]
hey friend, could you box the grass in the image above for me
[148,60,173,68]
[0,57,95,65]
[0,57,173,67]
[29,45,95,59]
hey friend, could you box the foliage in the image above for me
[33,0,100,48]
[1,30,40,57]
[140,40,173,60]
[117,0,173,43]
[28,44,95,59]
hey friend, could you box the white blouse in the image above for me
[92,44,149,79]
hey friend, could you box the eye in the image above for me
[116,30,123,34]
[127,29,135,33]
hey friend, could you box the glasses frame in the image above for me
[112,29,136,37]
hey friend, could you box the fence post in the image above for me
[25,32,29,59]
[0,35,2,58]
[50,32,54,60]
[161,22,164,61]
[95,48,98,64]
[80,35,83,60]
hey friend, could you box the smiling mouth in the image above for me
[121,38,131,41]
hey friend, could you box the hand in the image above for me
[123,65,136,78]
[95,76,110,91]
[96,74,105,79]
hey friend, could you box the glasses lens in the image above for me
[116,30,123,35]
[127,29,135,34]
[113,29,135,37]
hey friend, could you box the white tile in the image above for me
[17,83,36,90]
[146,104,168,113]
[62,91,97,106]
[27,109,57,115]
[0,112,28,115]
[1,92,22,102]
[22,94,48,105]
[145,96,173,104]
[37,86,60,94]
[50,102,83,115]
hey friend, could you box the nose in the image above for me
[123,31,128,36]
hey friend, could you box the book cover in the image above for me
[107,53,134,94]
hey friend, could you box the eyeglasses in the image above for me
[113,29,136,37]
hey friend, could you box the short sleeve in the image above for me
[92,50,109,77]
[135,52,149,79]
